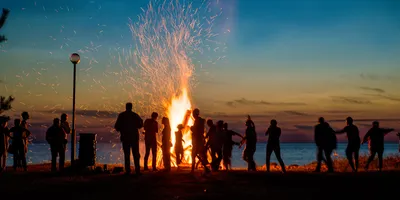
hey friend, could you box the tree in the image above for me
[0,95,14,115]
[0,8,10,43]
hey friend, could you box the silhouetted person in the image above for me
[0,116,10,171]
[20,111,30,167]
[143,112,159,171]
[114,103,143,175]
[61,113,71,143]
[362,121,394,171]
[335,117,360,172]
[190,108,210,173]
[207,120,223,171]
[175,124,185,166]
[161,117,171,172]
[46,118,67,172]
[0,8,10,43]
[241,116,257,171]
[222,122,243,171]
[265,119,286,173]
[9,119,30,171]
[314,117,336,173]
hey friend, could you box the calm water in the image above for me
[6,142,400,168]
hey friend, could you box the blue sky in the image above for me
[0,0,399,142]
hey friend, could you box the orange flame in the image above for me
[166,88,194,166]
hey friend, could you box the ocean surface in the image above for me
[5,142,400,168]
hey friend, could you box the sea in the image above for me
[5,142,400,168]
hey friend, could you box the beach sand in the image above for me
[0,162,399,200]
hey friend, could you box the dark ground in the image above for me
[0,165,398,200]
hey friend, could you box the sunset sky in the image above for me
[0,0,399,142]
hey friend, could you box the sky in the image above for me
[0,0,399,143]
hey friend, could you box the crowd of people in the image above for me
[0,102,399,174]
[114,102,399,175]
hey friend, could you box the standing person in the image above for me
[46,118,67,172]
[207,120,223,171]
[362,121,394,172]
[60,113,71,140]
[222,122,243,171]
[190,108,210,173]
[335,117,361,172]
[143,112,159,171]
[114,103,144,175]
[240,116,257,171]
[175,124,185,166]
[9,119,30,171]
[20,112,30,167]
[0,116,10,172]
[161,117,171,172]
[265,119,286,173]
[314,117,336,173]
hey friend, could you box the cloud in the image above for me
[293,125,314,131]
[359,86,385,93]
[360,73,398,81]
[364,94,400,102]
[283,111,309,116]
[226,98,306,107]
[331,96,372,104]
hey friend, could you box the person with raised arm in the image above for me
[362,121,395,172]
[335,117,361,172]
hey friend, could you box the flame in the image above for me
[166,87,194,166]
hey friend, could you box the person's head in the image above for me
[193,108,200,118]
[125,103,133,111]
[177,124,184,130]
[346,117,353,125]
[223,123,228,130]
[270,119,278,127]
[61,113,68,122]
[318,117,325,124]
[162,117,169,126]
[217,120,224,128]
[14,118,21,127]
[151,112,158,120]
[207,119,213,127]
[372,121,379,128]
[53,118,60,126]
[0,116,10,127]
[21,111,30,120]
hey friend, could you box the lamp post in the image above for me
[69,53,80,167]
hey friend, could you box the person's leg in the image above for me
[324,149,334,172]
[191,145,197,172]
[51,146,57,172]
[365,151,376,170]
[59,145,66,171]
[315,147,323,172]
[216,148,223,171]
[274,147,286,173]
[377,150,384,172]
[20,147,27,171]
[144,141,150,170]
[122,142,131,173]
[151,141,157,171]
[345,146,356,172]
[249,148,256,171]
[132,140,141,174]
[266,146,273,172]
[354,147,360,171]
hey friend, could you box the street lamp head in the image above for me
[70,53,80,64]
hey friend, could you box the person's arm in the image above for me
[137,114,144,129]
[45,128,52,143]
[63,122,71,134]
[362,130,371,144]
[265,128,270,136]
[335,127,346,134]
[114,114,121,132]
[232,131,244,139]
